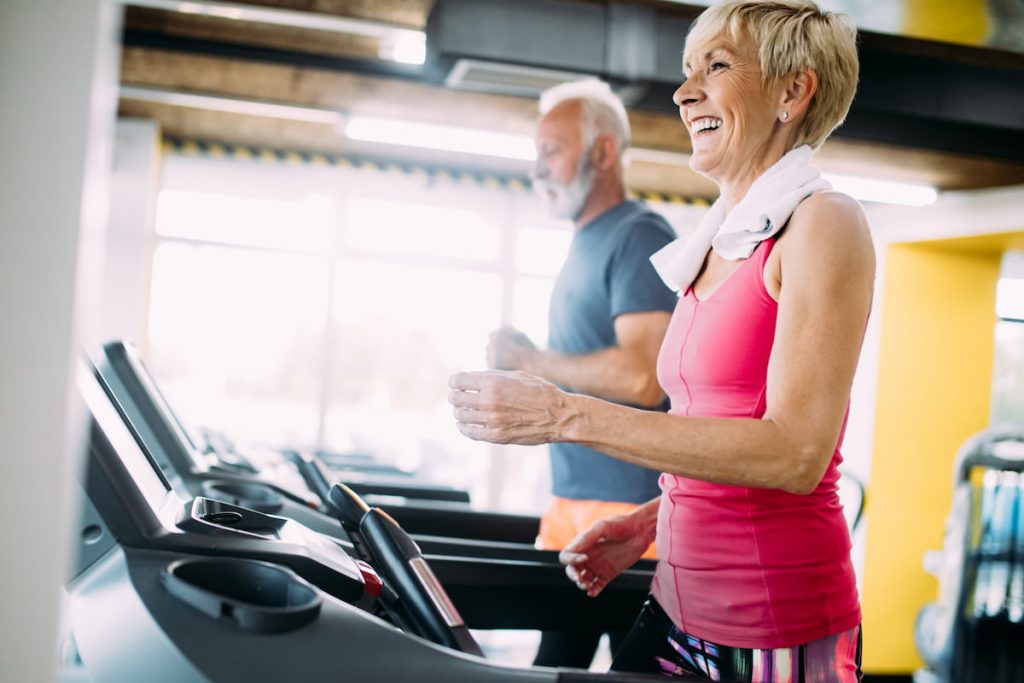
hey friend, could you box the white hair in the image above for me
[538,79,632,155]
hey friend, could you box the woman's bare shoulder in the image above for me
[783,190,871,251]
[786,191,868,241]
[774,190,875,286]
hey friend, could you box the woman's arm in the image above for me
[560,497,660,597]
[450,192,874,495]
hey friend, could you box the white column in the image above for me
[99,119,162,350]
[0,1,121,681]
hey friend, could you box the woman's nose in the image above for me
[673,78,701,108]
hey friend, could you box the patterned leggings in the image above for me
[610,598,862,682]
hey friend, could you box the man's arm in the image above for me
[487,215,676,408]
[520,311,670,407]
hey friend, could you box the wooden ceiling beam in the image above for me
[119,45,1024,193]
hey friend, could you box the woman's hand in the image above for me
[559,506,658,598]
[448,370,574,445]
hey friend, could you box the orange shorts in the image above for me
[537,496,657,560]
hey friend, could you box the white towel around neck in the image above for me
[650,145,831,293]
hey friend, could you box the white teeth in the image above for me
[690,117,722,134]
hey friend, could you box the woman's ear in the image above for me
[780,69,818,121]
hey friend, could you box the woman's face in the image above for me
[673,31,782,184]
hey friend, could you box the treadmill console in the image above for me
[80,361,367,603]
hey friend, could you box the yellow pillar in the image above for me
[861,237,1005,673]
[903,0,989,46]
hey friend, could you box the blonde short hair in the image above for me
[539,79,632,155]
[684,0,859,149]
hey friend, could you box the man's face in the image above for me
[531,101,594,221]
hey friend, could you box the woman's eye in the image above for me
[710,61,728,72]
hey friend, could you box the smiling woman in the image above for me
[675,0,858,202]
[449,1,873,680]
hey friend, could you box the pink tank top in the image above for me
[650,237,861,649]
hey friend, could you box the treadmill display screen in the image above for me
[129,351,201,453]
[80,365,173,513]
[106,342,204,469]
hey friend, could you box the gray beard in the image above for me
[533,161,595,221]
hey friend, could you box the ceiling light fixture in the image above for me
[823,172,938,207]
[379,32,427,66]
[343,117,536,161]
[119,85,344,126]
[126,0,426,65]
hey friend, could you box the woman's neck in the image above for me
[716,138,797,211]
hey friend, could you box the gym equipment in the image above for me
[93,340,559,548]
[89,342,657,634]
[96,340,471,509]
[914,425,1024,683]
[65,362,664,682]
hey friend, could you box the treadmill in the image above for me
[102,340,471,499]
[93,340,513,539]
[66,363,666,682]
[88,346,654,617]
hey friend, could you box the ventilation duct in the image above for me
[424,0,1024,162]
[443,59,593,98]
[425,0,691,103]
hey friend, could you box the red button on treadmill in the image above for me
[355,560,383,598]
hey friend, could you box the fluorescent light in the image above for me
[120,86,343,126]
[620,151,939,208]
[380,32,427,66]
[823,173,938,207]
[126,0,425,65]
[344,117,536,161]
[342,118,690,165]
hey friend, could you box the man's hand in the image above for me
[487,327,538,371]
[558,509,657,598]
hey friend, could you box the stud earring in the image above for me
[780,111,789,121]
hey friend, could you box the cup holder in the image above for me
[162,558,322,634]
[201,481,284,514]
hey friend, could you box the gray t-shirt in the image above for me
[548,200,678,503]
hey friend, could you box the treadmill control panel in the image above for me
[82,360,367,603]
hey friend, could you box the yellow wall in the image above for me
[861,235,1017,672]
[904,0,989,46]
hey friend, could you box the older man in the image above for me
[486,80,677,668]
